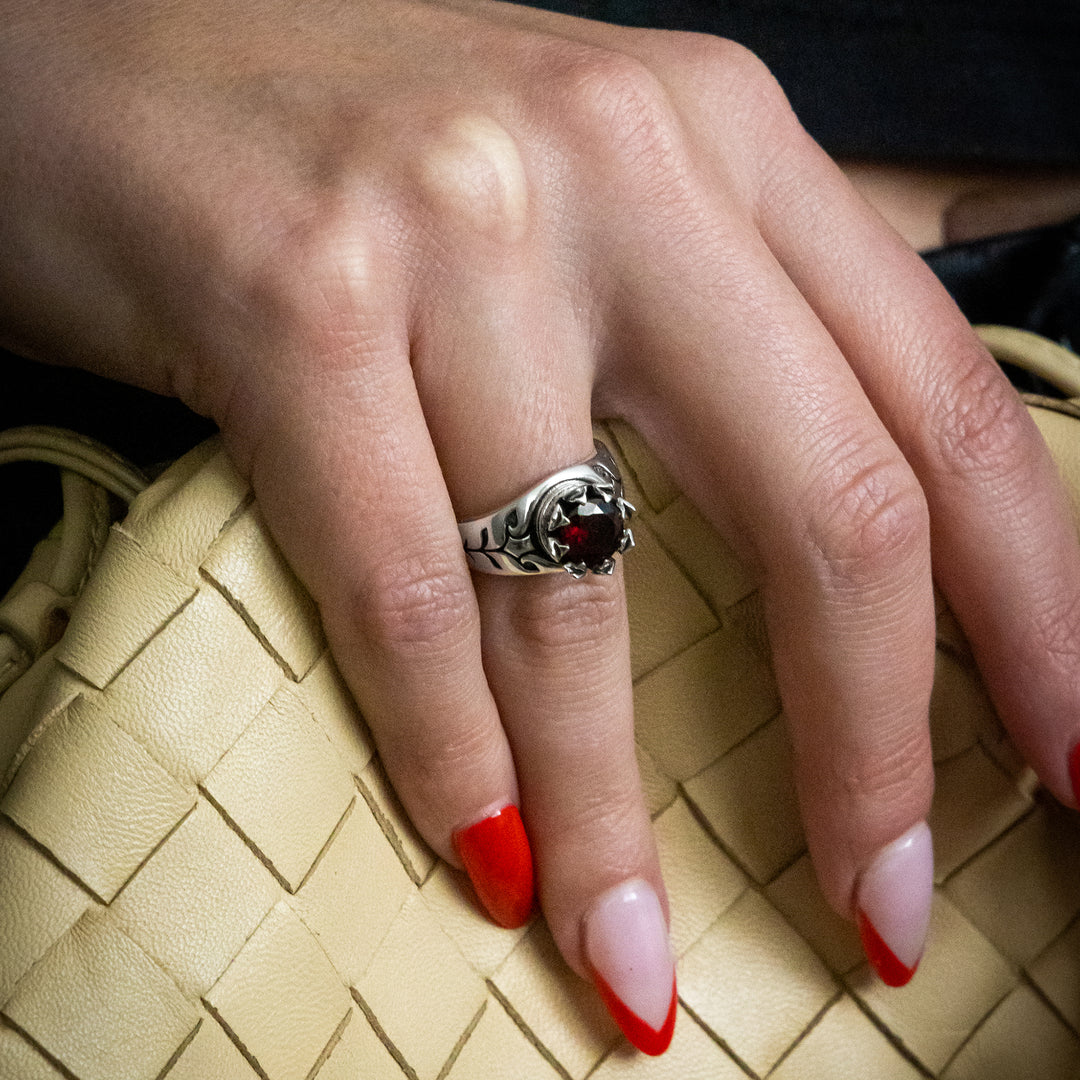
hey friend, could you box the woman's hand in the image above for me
[5,0,1080,1050]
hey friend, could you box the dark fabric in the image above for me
[924,215,1080,350]
[923,214,1080,394]
[523,0,1080,166]
[0,360,216,592]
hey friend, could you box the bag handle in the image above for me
[976,324,1080,399]
[0,427,147,694]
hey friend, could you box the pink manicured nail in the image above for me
[856,821,933,987]
[582,878,676,1056]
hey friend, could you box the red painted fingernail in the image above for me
[583,879,677,1056]
[452,804,535,929]
[1068,742,1080,807]
[855,822,933,988]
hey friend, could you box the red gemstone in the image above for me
[551,500,623,569]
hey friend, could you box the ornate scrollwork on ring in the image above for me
[458,441,635,577]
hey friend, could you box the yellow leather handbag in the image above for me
[2,327,1080,1080]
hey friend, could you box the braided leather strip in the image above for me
[1,417,1079,1080]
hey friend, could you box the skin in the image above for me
[842,161,1080,251]
[4,0,1080,980]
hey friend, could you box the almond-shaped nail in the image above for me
[1068,742,1080,807]
[856,821,933,987]
[452,804,535,929]
[582,878,676,1056]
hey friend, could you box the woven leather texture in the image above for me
[3,403,1080,1080]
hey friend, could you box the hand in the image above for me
[5,0,1080,1050]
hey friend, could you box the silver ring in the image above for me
[458,440,635,577]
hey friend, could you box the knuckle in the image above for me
[644,28,775,93]
[357,557,476,661]
[678,34,799,140]
[546,42,675,154]
[206,211,396,455]
[245,217,390,373]
[409,112,530,243]
[931,348,1037,482]
[507,573,624,663]
[661,28,748,69]
[803,452,929,591]
[693,35,782,99]
[1031,588,1080,671]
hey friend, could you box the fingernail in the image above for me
[856,821,933,987]
[452,804,535,929]
[582,878,676,1056]
[1068,742,1080,807]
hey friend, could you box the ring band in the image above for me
[458,440,635,577]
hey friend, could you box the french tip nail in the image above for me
[855,821,933,988]
[583,878,676,1055]
[857,909,920,987]
[593,971,677,1055]
[452,804,535,929]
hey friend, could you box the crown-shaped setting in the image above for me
[543,481,635,578]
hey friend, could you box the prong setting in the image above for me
[538,475,634,575]
[458,440,635,576]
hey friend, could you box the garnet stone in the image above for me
[550,497,625,571]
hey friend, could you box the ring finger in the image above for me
[406,193,675,1051]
